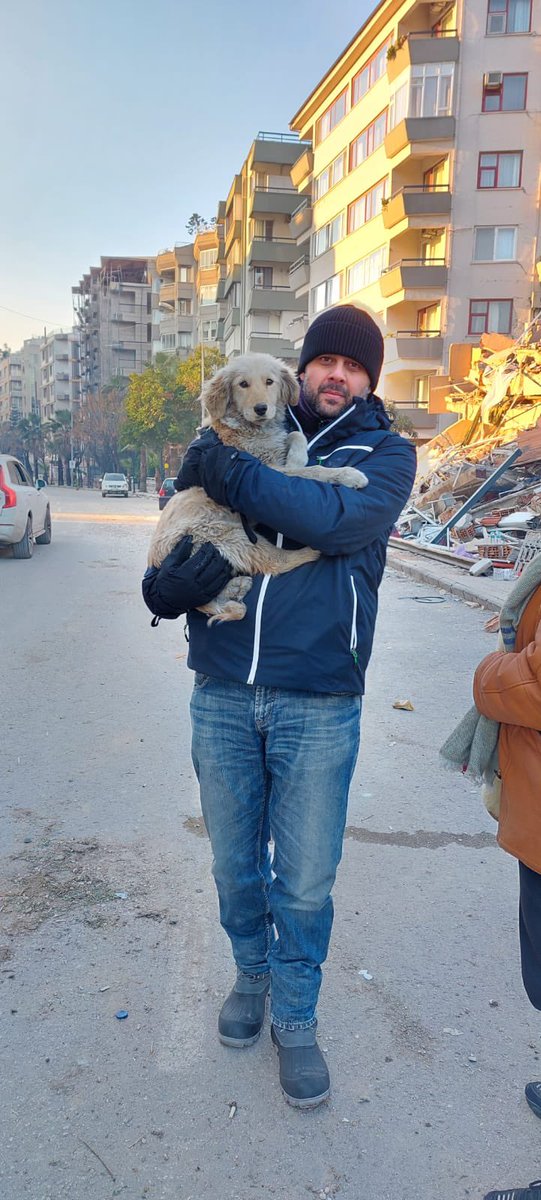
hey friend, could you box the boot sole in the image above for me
[281,1085,330,1109]
[219,1028,262,1048]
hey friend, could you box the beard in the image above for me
[302,378,352,417]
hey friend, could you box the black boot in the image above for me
[218,972,270,1047]
[271,1023,330,1108]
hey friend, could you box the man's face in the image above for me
[300,354,371,420]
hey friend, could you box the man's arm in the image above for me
[142,536,233,620]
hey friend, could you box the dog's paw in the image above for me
[334,468,369,490]
[206,601,247,625]
[284,431,308,468]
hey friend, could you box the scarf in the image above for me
[440,553,541,783]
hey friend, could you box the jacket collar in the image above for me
[287,393,391,452]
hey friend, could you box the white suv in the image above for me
[102,472,129,498]
[0,454,51,558]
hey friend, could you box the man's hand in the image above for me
[142,535,234,619]
[176,431,243,508]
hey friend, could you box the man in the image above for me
[144,304,416,1107]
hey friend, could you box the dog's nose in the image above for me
[254,404,268,416]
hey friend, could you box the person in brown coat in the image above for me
[474,583,541,1200]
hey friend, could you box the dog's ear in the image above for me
[278,361,299,408]
[201,367,231,421]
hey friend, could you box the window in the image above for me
[477,150,522,187]
[482,72,527,110]
[178,332,192,349]
[314,152,346,201]
[161,333,177,349]
[352,39,390,105]
[253,267,273,287]
[349,112,387,170]
[312,214,344,257]
[178,266,192,283]
[199,248,218,269]
[178,298,192,314]
[347,246,387,294]
[348,179,387,234]
[417,304,441,333]
[468,298,513,334]
[473,225,517,260]
[199,285,217,305]
[316,89,348,143]
[414,376,431,408]
[423,159,448,189]
[312,274,343,313]
[487,0,531,33]
[253,219,274,239]
[410,63,455,118]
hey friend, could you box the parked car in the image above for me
[102,472,129,498]
[158,478,177,510]
[0,454,51,559]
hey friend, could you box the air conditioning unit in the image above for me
[484,72,503,88]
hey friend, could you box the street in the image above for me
[2,485,540,1200]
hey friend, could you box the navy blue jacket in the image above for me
[186,396,416,695]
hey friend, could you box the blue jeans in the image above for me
[190,675,361,1030]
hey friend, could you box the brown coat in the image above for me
[473,587,541,872]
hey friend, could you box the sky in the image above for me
[0,0,372,353]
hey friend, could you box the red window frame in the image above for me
[349,110,387,171]
[468,298,513,335]
[482,72,528,111]
[477,150,523,188]
[347,178,387,234]
[486,0,532,34]
[351,38,391,106]
[316,88,348,145]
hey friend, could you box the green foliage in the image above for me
[385,401,417,438]
[123,345,226,455]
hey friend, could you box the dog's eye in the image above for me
[266,379,274,386]
[238,380,249,389]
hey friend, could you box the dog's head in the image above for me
[201,354,299,427]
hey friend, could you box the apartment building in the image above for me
[154,243,196,358]
[194,214,225,351]
[72,257,152,395]
[0,352,23,425]
[41,330,81,423]
[221,133,311,364]
[289,0,540,438]
[20,337,44,419]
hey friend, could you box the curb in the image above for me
[386,549,504,613]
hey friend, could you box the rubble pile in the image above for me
[397,323,541,579]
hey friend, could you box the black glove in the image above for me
[142,535,234,620]
[175,430,242,508]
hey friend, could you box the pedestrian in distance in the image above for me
[442,556,541,1200]
[143,305,416,1107]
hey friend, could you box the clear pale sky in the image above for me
[1,0,371,353]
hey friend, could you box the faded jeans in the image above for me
[190,675,361,1029]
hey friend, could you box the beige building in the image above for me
[20,337,44,419]
[194,217,225,351]
[72,257,153,395]
[41,330,81,423]
[154,243,196,358]
[221,134,311,365]
[289,0,540,438]
[0,352,23,426]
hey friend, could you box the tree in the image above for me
[74,381,127,480]
[385,401,417,438]
[176,344,225,398]
[186,213,210,238]
[45,410,73,485]
[16,413,45,478]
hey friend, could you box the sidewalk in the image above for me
[386,544,515,612]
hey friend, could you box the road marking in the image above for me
[52,513,158,525]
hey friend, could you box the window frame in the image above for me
[486,0,532,34]
[473,224,518,261]
[314,151,347,202]
[467,298,513,335]
[477,149,523,188]
[349,110,387,172]
[346,246,387,295]
[316,88,348,145]
[311,273,343,314]
[482,72,528,111]
[312,213,344,258]
[351,38,391,106]
[347,178,387,235]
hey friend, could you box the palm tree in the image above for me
[16,413,45,479]
[45,411,73,486]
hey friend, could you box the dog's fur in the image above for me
[148,353,368,622]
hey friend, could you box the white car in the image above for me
[0,454,51,559]
[102,472,129,498]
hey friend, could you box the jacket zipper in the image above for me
[350,575,359,667]
[246,533,283,685]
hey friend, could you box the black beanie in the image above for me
[297,304,384,392]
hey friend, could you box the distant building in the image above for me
[194,214,225,352]
[41,330,81,422]
[0,351,23,425]
[153,244,195,358]
[20,337,44,419]
[72,257,152,395]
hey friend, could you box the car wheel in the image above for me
[35,507,52,545]
[12,516,33,559]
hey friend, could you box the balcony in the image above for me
[289,254,310,291]
[223,264,242,297]
[159,282,176,309]
[385,330,444,373]
[380,259,448,302]
[290,198,312,242]
[248,332,296,359]
[384,116,455,160]
[252,133,308,170]
[250,187,302,218]
[248,237,299,266]
[224,218,242,255]
[247,285,307,313]
[156,249,176,274]
[56,373,70,381]
[291,147,313,191]
[382,186,452,229]
[387,30,460,84]
[223,308,241,338]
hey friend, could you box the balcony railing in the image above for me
[395,328,442,336]
[406,27,458,36]
[251,236,296,244]
[256,131,307,143]
[252,284,292,291]
[289,254,310,274]
[383,257,446,272]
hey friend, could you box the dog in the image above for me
[147,353,368,623]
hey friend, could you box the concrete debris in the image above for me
[396,320,541,580]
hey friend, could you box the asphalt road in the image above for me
[1,485,540,1200]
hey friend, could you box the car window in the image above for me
[8,461,31,486]
[104,473,126,481]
